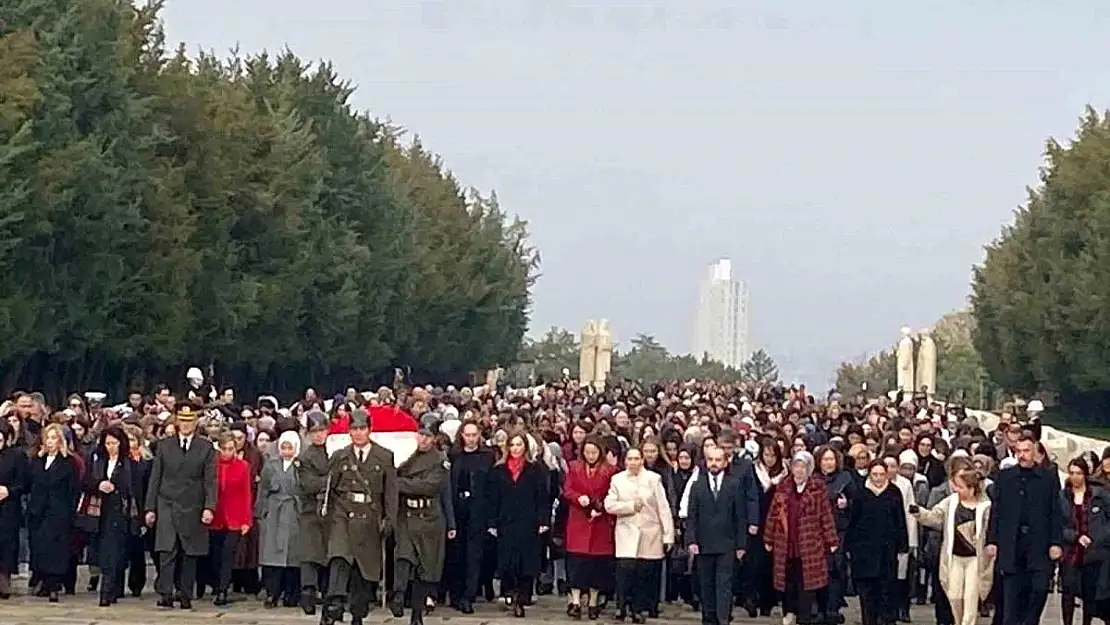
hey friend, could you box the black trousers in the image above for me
[119,534,147,596]
[262,565,301,602]
[856,577,893,625]
[741,536,776,612]
[327,557,375,618]
[782,558,817,622]
[445,524,484,601]
[300,561,328,594]
[1000,568,1050,625]
[932,566,954,625]
[616,559,662,615]
[696,553,734,625]
[209,531,241,593]
[155,536,198,599]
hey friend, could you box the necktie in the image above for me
[181,437,188,454]
[712,475,719,499]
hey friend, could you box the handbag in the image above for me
[75,492,102,533]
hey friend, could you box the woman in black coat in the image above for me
[0,420,28,599]
[486,433,550,618]
[121,424,152,598]
[28,423,80,603]
[846,460,908,625]
[817,445,854,625]
[82,426,138,606]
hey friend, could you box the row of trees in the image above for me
[971,108,1110,422]
[0,0,536,401]
[834,311,998,407]
[516,327,780,386]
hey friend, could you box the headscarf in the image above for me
[791,450,815,492]
[277,430,301,458]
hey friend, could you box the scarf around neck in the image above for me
[507,455,525,482]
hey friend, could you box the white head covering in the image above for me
[898,449,919,468]
[277,430,301,458]
[439,420,461,442]
[999,457,1018,470]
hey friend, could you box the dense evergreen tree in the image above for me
[971,107,1110,421]
[0,0,536,401]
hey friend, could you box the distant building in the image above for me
[693,259,750,369]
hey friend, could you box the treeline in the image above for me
[971,108,1110,422]
[0,1,536,402]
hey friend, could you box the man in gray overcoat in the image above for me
[389,426,453,625]
[296,410,331,614]
[322,411,397,625]
[144,406,217,610]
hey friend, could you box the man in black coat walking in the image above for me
[687,446,748,625]
[986,435,1063,625]
[144,407,217,610]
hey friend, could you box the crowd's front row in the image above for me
[0,410,1093,625]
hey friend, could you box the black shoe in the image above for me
[390,594,405,618]
[631,614,647,624]
[87,576,100,593]
[283,598,299,608]
[48,590,59,603]
[0,592,9,600]
[302,589,318,615]
[350,619,362,625]
[648,606,659,618]
[99,597,111,607]
[157,595,174,608]
[568,603,582,619]
[213,591,229,607]
[180,597,193,610]
[458,598,474,614]
[744,601,758,618]
[588,605,601,620]
[264,597,278,608]
[512,601,525,618]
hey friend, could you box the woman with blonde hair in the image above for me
[910,467,994,625]
[28,423,80,602]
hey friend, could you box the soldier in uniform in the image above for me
[390,426,454,625]
[296,410,331,614]
[322,411,397,625]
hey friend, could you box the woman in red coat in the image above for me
[562,436,616,620]
[764,450,839,625]
[209,433,253,606]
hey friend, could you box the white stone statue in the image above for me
[916,328,937,399]
[579,320,599,386]
[594,319,613,392]
[896,327,916,394]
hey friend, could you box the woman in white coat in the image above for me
[604,447,675,624]
[909,466,994,625]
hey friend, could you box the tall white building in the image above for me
[693,259,750,369]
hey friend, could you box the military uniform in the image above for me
[322,418,397,625]
[390,436,453,624]
[295,410,331,614]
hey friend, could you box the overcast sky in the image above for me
[161,0,1110,384]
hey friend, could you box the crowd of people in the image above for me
[0,374,1101,625]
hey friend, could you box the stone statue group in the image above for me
[896,327,937,398]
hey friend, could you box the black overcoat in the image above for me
[0,447,28,574]
[486,460,549,579]
[986,465,1063,574]
[27,453,79,577]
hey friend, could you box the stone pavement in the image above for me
[0,590,1067,625]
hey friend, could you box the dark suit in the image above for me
[687,470,748,625]
[145,434,217,600]
[986,465,1063,625]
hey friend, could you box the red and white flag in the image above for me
[325,405,419,467]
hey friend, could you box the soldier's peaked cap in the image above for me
[349,410,369,429]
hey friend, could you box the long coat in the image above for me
[84,454,138,576]
[914,492,995,601]
[295,443,330,566]
[605,469,675,560]
[394,448,450,582]
[0,447,28,574]
[563,461,616,557]
[845,482,907,581]
[986,465,1063,574]
[325,444,398,582]
[28,453,80,576]
[256,457,300,567]
[764,477,839,592]
[145,435,217,556]
[487,459,549,579]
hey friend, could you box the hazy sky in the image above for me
[160,0,1110,384]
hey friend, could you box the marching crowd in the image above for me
[0,373,1100,625]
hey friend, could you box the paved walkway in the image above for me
[0,589,1066,625]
